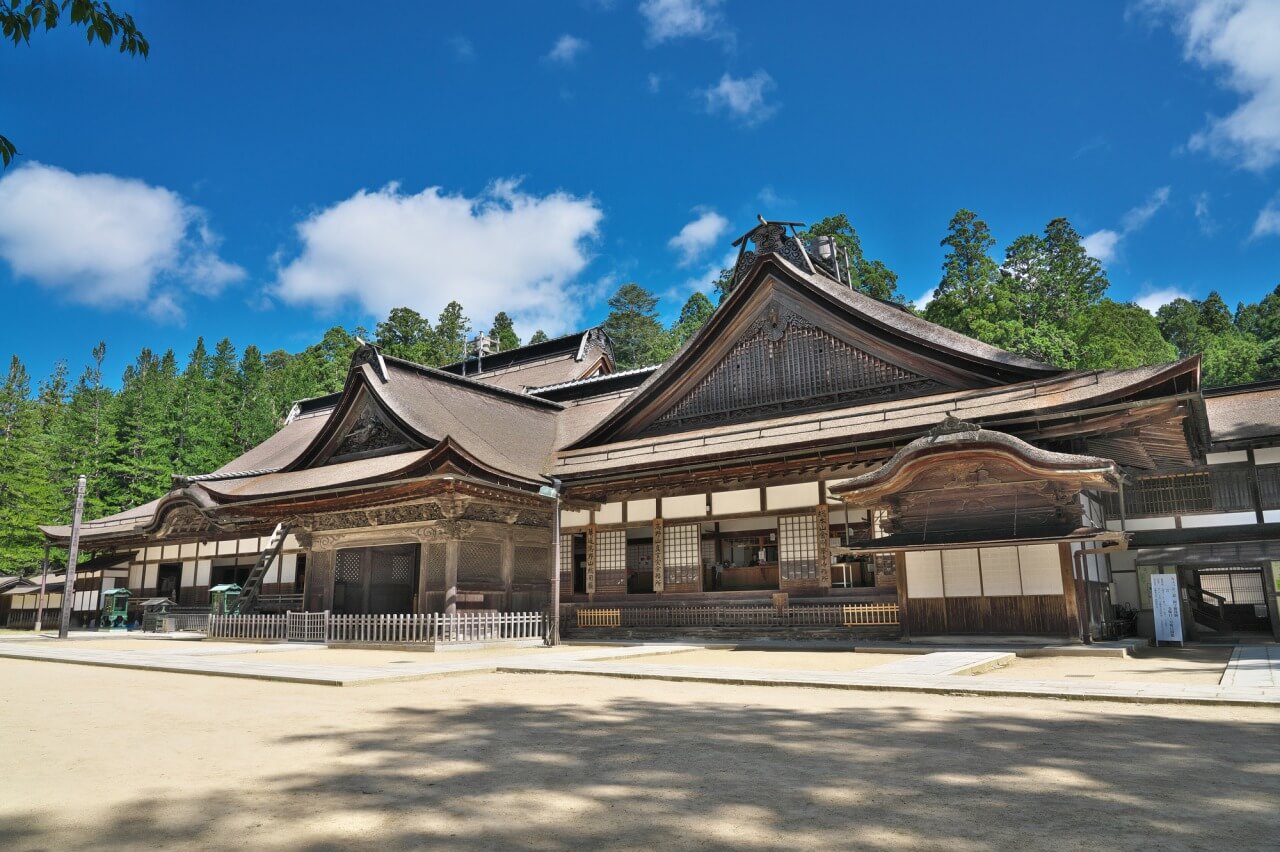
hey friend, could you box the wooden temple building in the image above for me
[33,219,1280,641]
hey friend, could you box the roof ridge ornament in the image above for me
[728,214,814,291]
[927,413,982,440]
[352,337,390,383]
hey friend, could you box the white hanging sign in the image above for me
[1151,573,1183,645]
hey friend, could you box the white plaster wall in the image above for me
[195,560,211,585]
[560,509,591,527]
[941,549,982,597]
[595,502,623,525]
[1018,544,1062,595]
[1254,447,1280,465]
[1206,450,1248,464]
[905,551,943,598]
[1180,512,1257,528]
[1265,510,1280,523]
[1116,517,1178,531]
[979,547,1022,596]
[626,499,657,523]
[766,482,818,510]
[662,494,708,519]
[711,488,761,515]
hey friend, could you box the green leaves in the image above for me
[2,0,148,167]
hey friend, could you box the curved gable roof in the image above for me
[569,253,1063,448]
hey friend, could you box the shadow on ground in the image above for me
[3,683,1278,850]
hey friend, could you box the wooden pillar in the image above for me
[584,528,596,599]
[444,540,459,614]
[1058,543,1083,642]
[501,531,515,610]
[306,549,335,612]
[651,518,664,594]
[415,542,431,614]
[895,550,910,639]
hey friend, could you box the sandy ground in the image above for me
[983,647,1233,685]
[2,658,1278,851]
[619,648,905,672]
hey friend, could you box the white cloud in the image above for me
[0,162,244,323]
[449,35,475,62]
[272,179,603,337]
[678,247,739,298]
[1135,286,1193,313]
[1082,186,1171,263]
[1142,0,1280,170]
[913,288,937,310]
[1121,185,1171,231]
[702,70,777,126]
[1081,229,1123,264]
[756,186,792,208]
[668,209,729,265]
[546,34,587,65]
[647,72,662,93]
[1252,197,1280,239]
[640,0,726,44]
[1194,190,1217,233]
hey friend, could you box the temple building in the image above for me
[30,219,1280,642]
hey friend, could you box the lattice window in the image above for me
[559,535,574,586]
[389,552,414,584]
[1259,465,1280,509]
[459,541,502,584]
[663,524,702,586]
[643,315,940,435]
[515,545,550,584]
[424,543,446,588]
[778,513,817,582]
[1199,568,1266,605]
[336,551,362,584]
[1118,471,1213,516]
[595,529,627,590]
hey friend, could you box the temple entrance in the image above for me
[1188,566,1273,636]
[333,543,419,614]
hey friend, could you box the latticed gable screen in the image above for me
[595,529,627,589]
[663,523,702,586]
[459,541,501,584]
[644,318,939,434]
[778,513,817,582]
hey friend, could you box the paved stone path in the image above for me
[499,654,1280,707]
[1220,644,1280,688]
[3,639,1278,705]
[0,641,696,687]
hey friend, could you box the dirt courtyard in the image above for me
[1,658,1278,851]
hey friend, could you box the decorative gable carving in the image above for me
[640,303,943,436]
[323,396,419,465]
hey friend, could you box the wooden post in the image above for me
[57,475,86,639]
[444,540,459,614]
[895,550,911,640]
[34,543,50,633]
[415,542,431,614]
[500,531,515,611]
[1058,542,1083,642]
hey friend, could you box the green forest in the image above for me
[1,208,1276,575]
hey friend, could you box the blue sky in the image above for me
[1,0,1279,383]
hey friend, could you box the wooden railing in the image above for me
[206,611,546,644]
[142,612,212,633]
[573,603,899,630]
[208,613,287,641]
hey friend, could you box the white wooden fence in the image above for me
[573,602,900,630]
[206,611,546,644]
